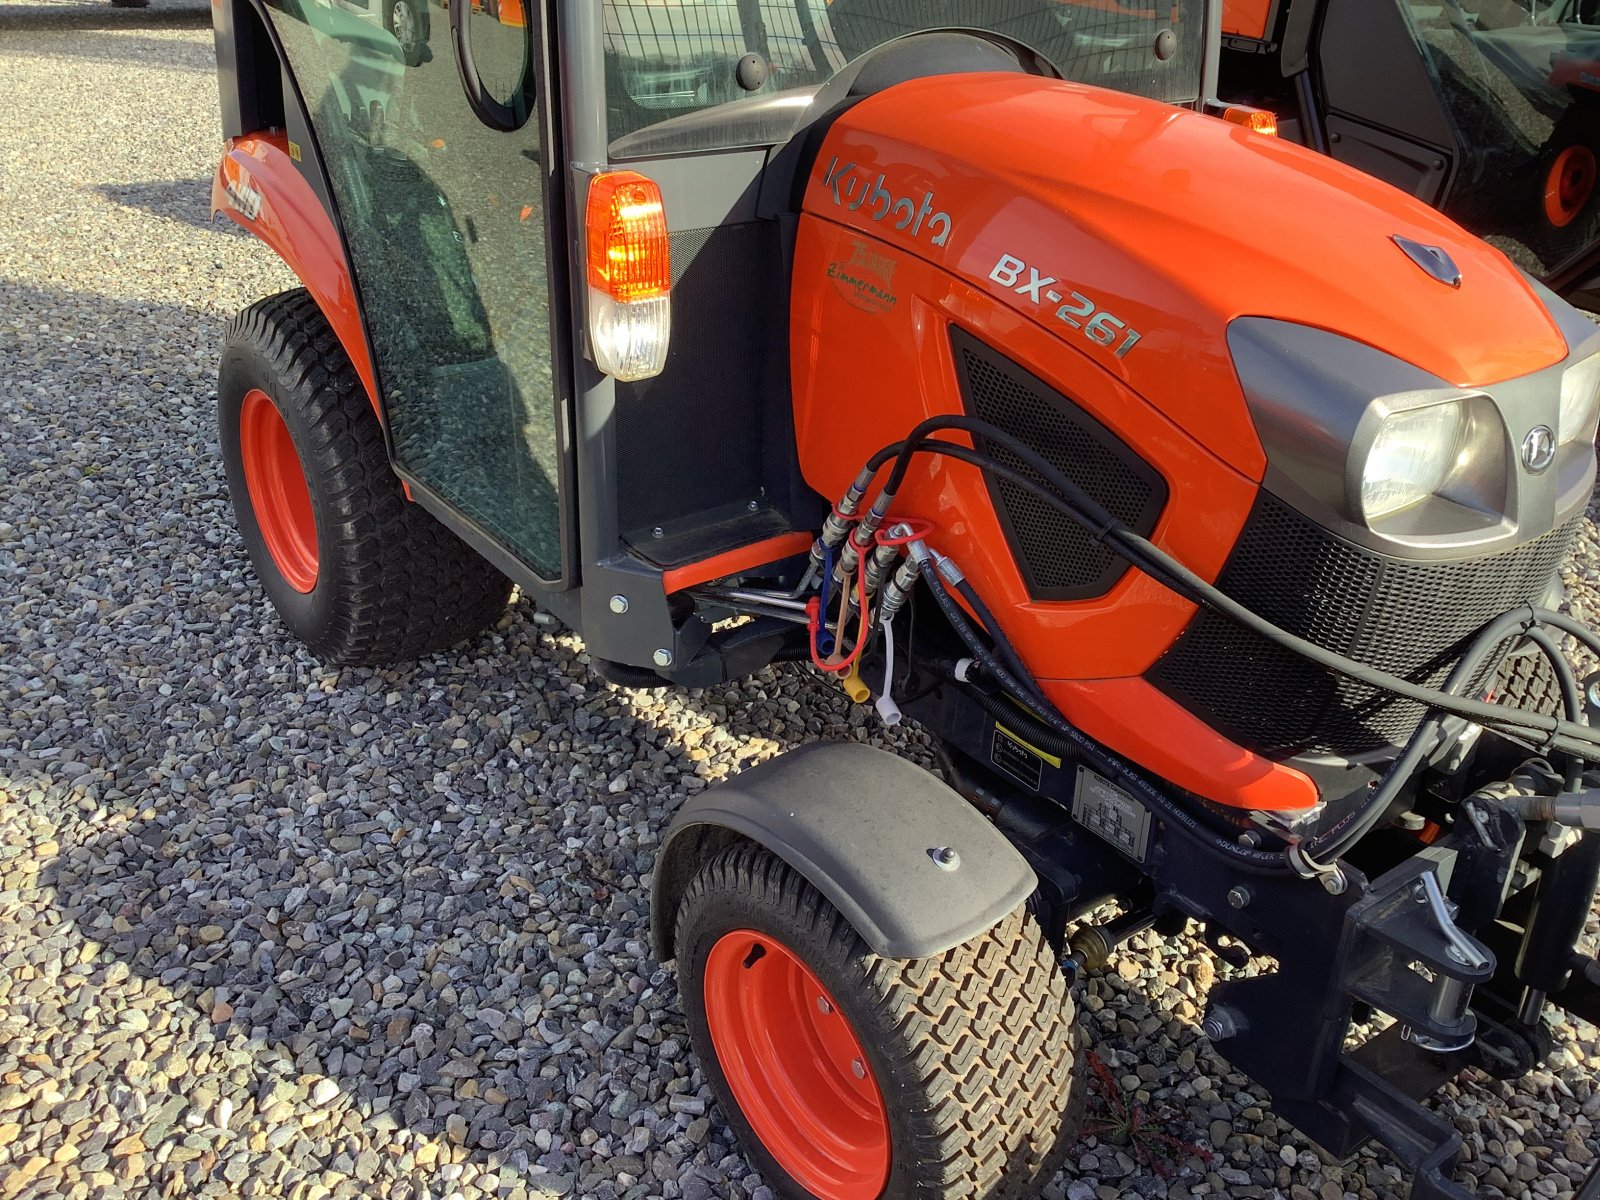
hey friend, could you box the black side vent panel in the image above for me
[614,223,786,544]
[951,326,1168,600]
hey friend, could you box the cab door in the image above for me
[258,0,571,583]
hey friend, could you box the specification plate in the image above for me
[1071,767,1152,862]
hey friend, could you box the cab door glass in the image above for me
[262,0,563,578]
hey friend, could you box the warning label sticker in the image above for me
[990,724,1058,791]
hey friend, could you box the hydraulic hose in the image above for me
[925,568,1296,874]
[948,573,1052,712]
[862,426,1600,759]
[1525,626,1586,790]
[1297,606,1548,865]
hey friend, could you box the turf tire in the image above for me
[674,840,1081,1200]
[219,289,512,666]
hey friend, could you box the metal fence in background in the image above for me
[601,1,840,73]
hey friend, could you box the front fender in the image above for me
[212,133,381,418]
[651,742,1036,961]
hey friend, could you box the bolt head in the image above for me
[1226,886,1251,910]
[816,997,832,1014]
[651,526,665,539]
[747,499,760,511]
[608,595,629,615]
[930,847,960,871]
[1319,870,1348,896]
[652,648,673,668]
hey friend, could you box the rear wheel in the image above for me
[219,289,512,666]
[673,842,1080,1200]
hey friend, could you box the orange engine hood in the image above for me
[801,73,1569,475]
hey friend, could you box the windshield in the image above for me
[602,1,1206,156]
[1402,0,1600,274]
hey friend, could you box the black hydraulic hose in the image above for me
[1297,606,1593,864]
[962,679,1295,875]
[873,429,1600,758]
[921,567,1055,726]
[1525,627,1585,790]
[1530,607,1600,664]
[925,568,1295,874]
[1299,610,1526,865]
[950,574,1052,711]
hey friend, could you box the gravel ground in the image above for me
[5,15,1600,1200]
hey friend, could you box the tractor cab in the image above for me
[1220,0,1600,301]
[213,0,1213,682]
[212,3,1600,1198]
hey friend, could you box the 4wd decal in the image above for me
[221,163,264,221]
[821,157,952,248]
[989,252,1143,359]
[828,239,899,314]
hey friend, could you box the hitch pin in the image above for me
[1422,871,1489,970]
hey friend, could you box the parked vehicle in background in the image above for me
[1220,0,1600,306]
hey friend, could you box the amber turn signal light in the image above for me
[585,171,671,380]
[1220,105,1278,137]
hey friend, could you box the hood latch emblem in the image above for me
[1393,235,1462,288]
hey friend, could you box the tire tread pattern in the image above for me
[676,841,1081,1200]
[223,290,511,665]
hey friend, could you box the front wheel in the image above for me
[673,842,1081,1200]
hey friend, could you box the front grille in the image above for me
[1148,493,1578,758]
[951,327,1167,600]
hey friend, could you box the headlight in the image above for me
[1559,351,1600,444]
[1360,401,1467,520]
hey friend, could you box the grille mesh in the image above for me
[1149,493,1578,757]
[952,328,1167,599]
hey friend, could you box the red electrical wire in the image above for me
[875,518,934,547]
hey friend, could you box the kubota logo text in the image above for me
[821,157,952,248]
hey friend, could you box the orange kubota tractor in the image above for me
[211,1,1600,1196]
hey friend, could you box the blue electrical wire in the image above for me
[817,545,837,656]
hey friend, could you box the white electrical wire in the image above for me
[875,621,903,726]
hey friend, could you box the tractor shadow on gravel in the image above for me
[32,614,1127,1200]
[0,2,210,34]
[94,179,247,233]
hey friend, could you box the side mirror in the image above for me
[450,0,532,131]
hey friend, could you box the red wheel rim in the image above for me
[238,388,319,593]
[703,930,890,1200]
[1546,145,1597,228]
